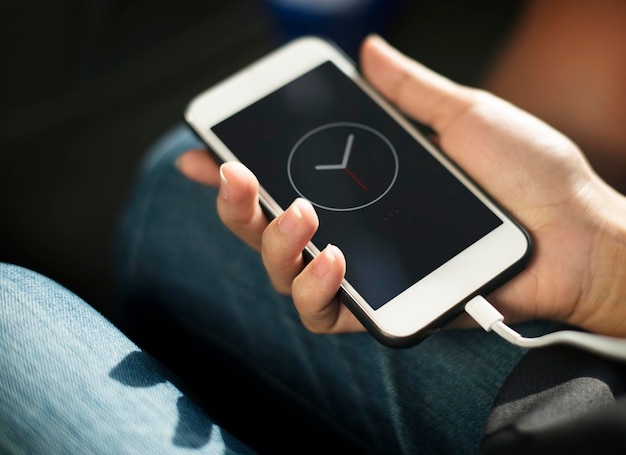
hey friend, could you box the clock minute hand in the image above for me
[340,133,354,168]
[315,134,354,170]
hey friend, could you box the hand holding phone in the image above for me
[185,35,532,347]
[185,35,614,347]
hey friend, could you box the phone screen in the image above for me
[212,61,502,311]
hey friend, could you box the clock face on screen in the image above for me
[287,122,398,211]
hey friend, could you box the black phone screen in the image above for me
[212,61,502,310]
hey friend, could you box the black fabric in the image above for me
[481,343,626,454]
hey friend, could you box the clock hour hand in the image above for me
[314,133,368,190]
[315,134,354,170]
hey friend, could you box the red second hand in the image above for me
[344,167,368,191]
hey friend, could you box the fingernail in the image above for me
[367,33,384,42]
[278,199,303,234]
[366,33,388,48]
[312,244,336,277]
[219,164,229,200]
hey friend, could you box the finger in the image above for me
[261,198,318,294]
[217,162,268,251]
[360,35,476,134]
[176,149,221,187]
[292,244,364,333]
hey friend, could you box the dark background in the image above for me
[0,0,522,324]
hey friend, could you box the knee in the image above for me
[0,262,63,307]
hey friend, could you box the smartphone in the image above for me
[184,36,531,348]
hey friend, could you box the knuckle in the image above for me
[270,276,295,296]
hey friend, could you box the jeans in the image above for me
[0,262,254,455]
[113,124,550,454]
[0,123,548,454]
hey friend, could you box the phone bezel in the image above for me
[185,36,531,348]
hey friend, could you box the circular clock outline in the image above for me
[287,122,399,212]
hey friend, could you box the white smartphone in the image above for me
[185,36,531,348]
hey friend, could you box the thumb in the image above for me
[360,35,476,134]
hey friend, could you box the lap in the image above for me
[113,124,548,454]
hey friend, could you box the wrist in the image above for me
[575,178,626,336]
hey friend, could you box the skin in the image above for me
[177,35,626,338]
[481,0,626,195]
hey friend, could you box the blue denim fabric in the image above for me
[114,123,554,454]
[0,262,256,455]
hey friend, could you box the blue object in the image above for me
[263,0,404,57]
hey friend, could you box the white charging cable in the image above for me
[465,295,626,362]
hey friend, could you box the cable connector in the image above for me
[464,295,504,331]
[465,295,626,362]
